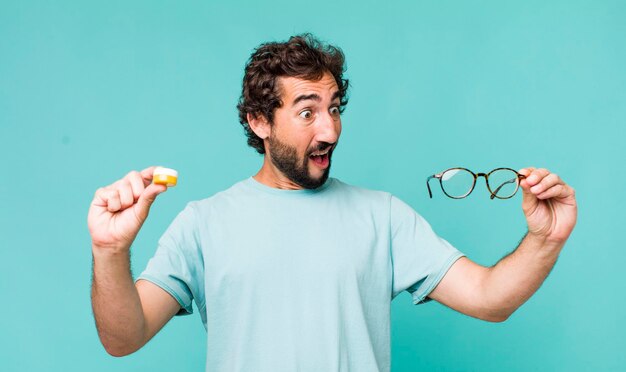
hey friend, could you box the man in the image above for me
[88,34,577,371]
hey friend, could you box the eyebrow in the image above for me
[292,91,341,106]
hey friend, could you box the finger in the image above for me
[524,168,550,187]
[140,166,158,187]
[537,183,574,200]
[518,167,535,188]
[135,183,167,221]
[518,167,534,177]
[106,188,122,213]
[92,187,109,207]
[520,181,539,213]
[125,170,145,201]
[530,173,561,195]
[536,184,564,200]
[519,167,541,215]
[117,179,135,210]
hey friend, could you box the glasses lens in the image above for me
[441,169,475,198]
[488,169,520,199]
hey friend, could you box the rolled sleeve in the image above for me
[390,196,465,305]
[136,202,204,316]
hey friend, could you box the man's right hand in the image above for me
[88,166,167,252]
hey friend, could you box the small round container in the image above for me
[153,167,178,187]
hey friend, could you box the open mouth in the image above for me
[309,146,332,168]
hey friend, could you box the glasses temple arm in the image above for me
[426,175,437,198]
[490,174,526,200]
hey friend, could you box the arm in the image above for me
[91,248,181,356]
[88,167,180,356]
[429,167,577,322]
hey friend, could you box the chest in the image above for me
[200,207,390,296]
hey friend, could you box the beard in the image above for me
[268,132,333,189]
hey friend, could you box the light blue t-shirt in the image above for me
[138,177,464,371]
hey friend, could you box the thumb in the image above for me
[518,168,538,215]
[135,183,168,221]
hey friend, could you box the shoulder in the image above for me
[182,178,252,216]
[330,179,423,223]
[327,178,389,197]
[332,179,415,211]
[326,178,395,213]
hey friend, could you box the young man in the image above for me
[88,34,577,371]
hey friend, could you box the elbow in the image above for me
[105,348,132,358]
[471,294,517,322]
[475,284,519,322]
[99,335,144,357]
[94,320,148,357]
[478,306,516,323]
[102,343,141,358]
[481,313,510,323]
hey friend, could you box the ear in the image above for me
[247,113,271,140]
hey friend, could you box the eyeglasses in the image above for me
[427,167,526,200]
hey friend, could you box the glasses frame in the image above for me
[427,167,526,200]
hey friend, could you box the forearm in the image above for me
[91,246,147,356]
[482,232,564,320]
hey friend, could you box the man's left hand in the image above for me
[518,167,577,245]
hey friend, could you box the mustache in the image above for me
[308,142,336,155]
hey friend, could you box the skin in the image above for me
[429,167,577,321]
[248,72,342,189]
[88,72,577,357]
[89,168,179,356]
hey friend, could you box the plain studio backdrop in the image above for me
[1,1,624,371]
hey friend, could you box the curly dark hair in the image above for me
[237,33,349,154]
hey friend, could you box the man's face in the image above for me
[266,72,342,189]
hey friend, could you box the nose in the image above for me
[315,111,341,144]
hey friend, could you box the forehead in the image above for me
[277,73,339,103]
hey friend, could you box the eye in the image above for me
[299,110,313,119]
[330,106,341,116]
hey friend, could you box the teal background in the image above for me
[1,0,624,371]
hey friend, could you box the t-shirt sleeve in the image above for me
[136,202,204,316]
[390,195,465,305]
